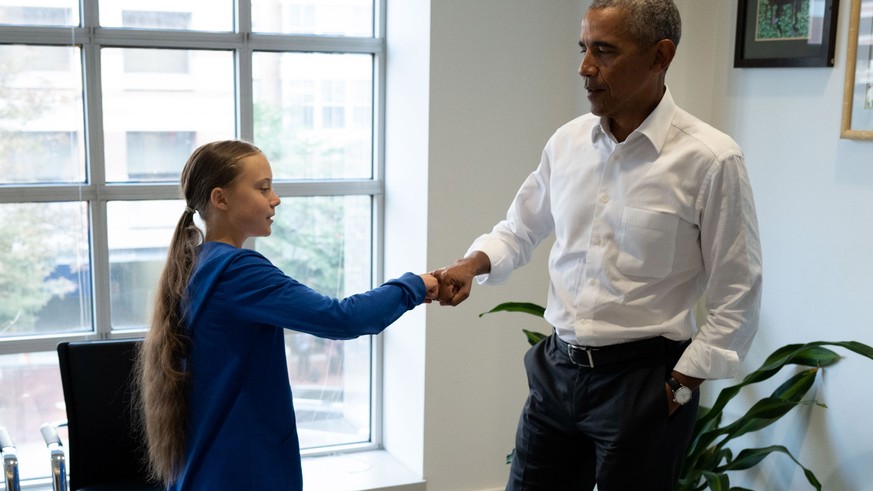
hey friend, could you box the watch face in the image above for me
[674,386,692,405]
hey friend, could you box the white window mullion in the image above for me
[80,5,113,338]
[237,49,254,141]
[370,0,388,450]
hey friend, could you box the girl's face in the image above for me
[219,153,280,246]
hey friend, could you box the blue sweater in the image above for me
[169,242,425,490]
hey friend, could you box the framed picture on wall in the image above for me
[840,0,873,140]
[734,0,840,67]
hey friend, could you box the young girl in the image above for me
[136,140,437,490]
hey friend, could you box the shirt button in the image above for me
[588,279,597,286]
[591,237,601,246]
[600,195,609,204]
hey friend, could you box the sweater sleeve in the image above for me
[219,250,425,340]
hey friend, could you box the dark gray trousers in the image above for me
[506,334,699,491]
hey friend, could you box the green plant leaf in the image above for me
[683,341,873,490]
[685,406,719,453]
[771,368,819,402]
[702,471,729,490]
[708,447,732,470]
[685,418,731,477]
[727,445,821,490]
[720,395,820,441]
[724,445,784,470]
[693,342,873,442]
[784,346,841,367]
[522,329,548,346]
[683,407,723,475]
[479,302,546,318]
[675,473,704,491]
[682,445,731,490]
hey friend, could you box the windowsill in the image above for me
[21,451,425,491]
[302,450,426,491]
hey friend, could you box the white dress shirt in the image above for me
[468,88,762,380]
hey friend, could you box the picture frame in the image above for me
[840,0,873,140]
[734,0,840,67]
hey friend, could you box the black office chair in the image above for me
[41,339,162,491]
[0,426,21,491]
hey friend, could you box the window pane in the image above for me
[257,195,373,449]
[0,45,85,184]
[252,0,373,36]
[259,196,371,297]
[0,352,67,482]
[101,48,235,182]
[107,200,186,330]
[253,53,373,179]
[285,333,371,449]
[99,1,233,31]
[0,3,78,27]
[0,203,91,337]
[126,132,195,180]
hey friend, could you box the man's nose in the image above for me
[578,53,596,77]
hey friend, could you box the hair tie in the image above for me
[185,206,196,215]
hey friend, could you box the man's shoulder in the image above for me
[671,107,743,160]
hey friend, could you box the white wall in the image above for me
[670,1,873,490]
[422,1,580,489]
[410,0,873,490]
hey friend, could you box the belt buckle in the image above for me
[567,344,597,368]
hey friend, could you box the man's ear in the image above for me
[652,39,676,72]
[210,187,229,210]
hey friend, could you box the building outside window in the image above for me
[0,0,383,484]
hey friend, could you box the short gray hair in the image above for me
[589,0,681,47]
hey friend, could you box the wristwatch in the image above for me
[667,377,693,405]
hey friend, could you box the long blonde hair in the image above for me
[136,140,261,484]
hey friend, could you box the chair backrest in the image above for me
[0,426,21,491]
[58,339,156,490]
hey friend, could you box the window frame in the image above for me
[0,0,388,461]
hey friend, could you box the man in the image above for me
[434,1,762,489]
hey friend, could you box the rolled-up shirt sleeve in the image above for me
[675,153,763,379]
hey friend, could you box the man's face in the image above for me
[578,7,664,133]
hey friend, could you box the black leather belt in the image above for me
[554,334,669,368]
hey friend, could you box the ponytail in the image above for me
[136,208,201,484]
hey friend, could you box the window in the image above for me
[125,132,196,180]
[0,5,76,27]
[0,0,382,484]
[121,10,192,30]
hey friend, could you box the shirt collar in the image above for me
[590,86,676,153]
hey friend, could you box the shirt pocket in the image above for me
[617,207,679,278]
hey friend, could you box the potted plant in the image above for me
[481,302,873,491]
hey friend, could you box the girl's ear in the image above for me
[210,187,229,210]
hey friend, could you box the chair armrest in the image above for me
[40,423,68,491]
[0,426,21,491]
